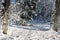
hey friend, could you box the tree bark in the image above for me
[53,0,60,31]
[2,0,10,34]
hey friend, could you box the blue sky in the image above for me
[10,0,16,4]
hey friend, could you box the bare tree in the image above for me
[53,0,60,31]
[2,0,10,34]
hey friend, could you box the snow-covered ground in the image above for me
[0,24,60,40]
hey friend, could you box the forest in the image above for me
[0,0,60,40]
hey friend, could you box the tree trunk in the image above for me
[53,0,60,31]
[3,10,9,34]
[2,0,10,34]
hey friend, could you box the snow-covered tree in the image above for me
[15,0,38,25]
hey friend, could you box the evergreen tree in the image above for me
[17,0,38,25]
[21,0,37,20]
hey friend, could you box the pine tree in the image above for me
[18,0,38,25]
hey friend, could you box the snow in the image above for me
[0,25,60,40]
[0,0,60,40]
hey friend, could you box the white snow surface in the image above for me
[0,25,60,40]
